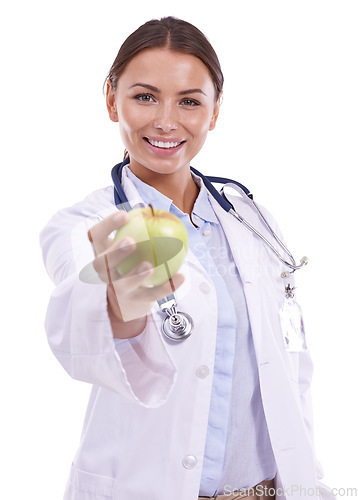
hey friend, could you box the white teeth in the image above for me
[147,139,181,148]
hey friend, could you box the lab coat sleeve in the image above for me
[258,204,336,499]
[39,187,177,408]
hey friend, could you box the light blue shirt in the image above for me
[123,166,277,496]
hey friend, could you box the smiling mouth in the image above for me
[144,138,185,149]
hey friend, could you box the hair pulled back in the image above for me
[104,16,224,101]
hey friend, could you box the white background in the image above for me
[1,1,357,498]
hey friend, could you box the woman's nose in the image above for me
[153,103,178,132]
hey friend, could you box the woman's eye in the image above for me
[134,94,155,102]
[181,99,200,106]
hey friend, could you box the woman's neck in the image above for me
[129,163,200,216]
[155,175,200,215]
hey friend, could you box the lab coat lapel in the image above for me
[209,196,257,284]
[208,193,266,359]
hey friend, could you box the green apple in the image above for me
[113,205,189,286]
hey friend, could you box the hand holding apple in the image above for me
[87,209,186,331]
[113,205,189,286]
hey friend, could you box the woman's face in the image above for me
[106,48,220,178]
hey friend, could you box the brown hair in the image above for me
[103,16,224,101]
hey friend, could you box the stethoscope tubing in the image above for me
[228,207,306,272]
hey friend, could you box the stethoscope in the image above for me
[111,156,308,342]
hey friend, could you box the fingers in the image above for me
[92,240,136,283]
[110,272,186,323]
[135,273,186,302]
[88,211,129,255]
[105,236,138,270]
[109,269,186,323]
[111,261,154,291]
[111,265,185,302]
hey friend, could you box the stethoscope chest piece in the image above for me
[159,295,193,341]
[162,311,193,341]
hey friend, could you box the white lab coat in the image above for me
[40,177,335,500]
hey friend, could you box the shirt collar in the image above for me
[122,164,218,225]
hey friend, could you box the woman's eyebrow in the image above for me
[129,83,207,96]
[129,83,159,92]
[178,88,207,96]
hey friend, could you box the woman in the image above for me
[40,16,335,500]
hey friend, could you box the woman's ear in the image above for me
[209,91,222,131]
[106,81,119,122]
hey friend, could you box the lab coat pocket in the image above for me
[64,464,115,499]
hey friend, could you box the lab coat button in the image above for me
[182,455,197,469]
[196,365,210,379]
[203,230,211,236]
[199,282,210,294]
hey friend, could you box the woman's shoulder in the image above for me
[42,185,117,229]
[63,185,116,219]
[39,185,117,253]
[39,185,117,283]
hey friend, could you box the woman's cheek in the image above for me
[189,109,215,132]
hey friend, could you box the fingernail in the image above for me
[118,237,135,249]
[114,212,126,224]
[138,262,153,273]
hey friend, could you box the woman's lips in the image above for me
[143,137,186,156]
